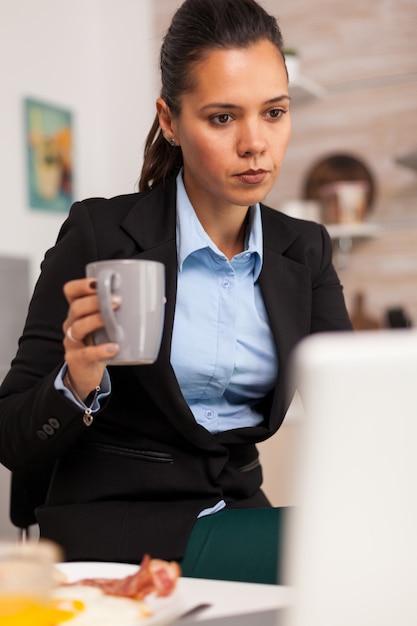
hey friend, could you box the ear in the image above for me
[156,97,176,140]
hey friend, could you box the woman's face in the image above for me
[158,39,291,215]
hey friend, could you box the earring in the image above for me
[169,138,176,146]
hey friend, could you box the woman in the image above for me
[0,0,351,580]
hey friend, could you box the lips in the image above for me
[235,169,267,184]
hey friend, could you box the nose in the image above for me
[237,119,267,157]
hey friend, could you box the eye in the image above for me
[210,113,234,126]
[265,108,286,121]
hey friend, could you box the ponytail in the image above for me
[139,114,183,191]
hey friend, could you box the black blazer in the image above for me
[0,175,352,562]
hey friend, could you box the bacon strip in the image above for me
[66,554,180,600]
[149,558,181,597]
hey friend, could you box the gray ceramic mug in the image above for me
[86,259,165,365]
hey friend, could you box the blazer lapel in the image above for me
[258,206,312,430]
[120,178,217,449]
[259,206,311,366]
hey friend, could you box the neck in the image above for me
[197,206,250,260]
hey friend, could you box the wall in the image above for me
[0,257,30,540]
[0,0,156,538]
[0,0,155,289]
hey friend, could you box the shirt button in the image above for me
[244,252,251,259]
[222,279,230,288]
[205,410,214,419]
[43,424,54,436]
[49,418,60,430]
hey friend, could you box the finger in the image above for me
[65,293,101,328]
[65,342,119,369]
[66,325,81,343]
[69,292,121,323]
[63,312,105,345]
[63,295,121,343]
[63,278,97,304]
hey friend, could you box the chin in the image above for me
[234,189,271,207]
[234,179,276,204]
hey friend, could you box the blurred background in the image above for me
[0,0,416,534]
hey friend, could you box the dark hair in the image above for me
[139,0,285,191]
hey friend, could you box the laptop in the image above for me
[280,328,417,626]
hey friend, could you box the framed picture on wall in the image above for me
[24,98,74,212]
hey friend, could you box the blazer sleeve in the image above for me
[0,201,106,471]
[309,223,353,333]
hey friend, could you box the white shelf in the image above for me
[325,222,381,241]
[285,54,326,105]
[325,222,381,270]
[395,149,417,172]
[289,75,327,105]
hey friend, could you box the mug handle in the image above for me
[96,269,124,344]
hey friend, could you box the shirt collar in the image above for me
[176,170,263,280]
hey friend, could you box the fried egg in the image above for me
[52,585,151,625]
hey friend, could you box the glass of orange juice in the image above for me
[0,540,76,625]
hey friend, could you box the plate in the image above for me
[55,561,186,625]
[57,561,139,582]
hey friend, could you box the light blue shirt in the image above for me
[55,367,111,411]
[170,171,278,434]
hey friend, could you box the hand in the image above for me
[62,278,119,400]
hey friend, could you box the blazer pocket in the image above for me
[237,458,261,473]
[88,442,174,463]
[46,443,175,505]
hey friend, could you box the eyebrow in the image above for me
[200,95,291,111]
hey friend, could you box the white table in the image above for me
[177,577,293,622]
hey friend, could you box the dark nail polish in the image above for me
[89,280,97,290]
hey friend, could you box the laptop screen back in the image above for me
[281,329,417,626]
